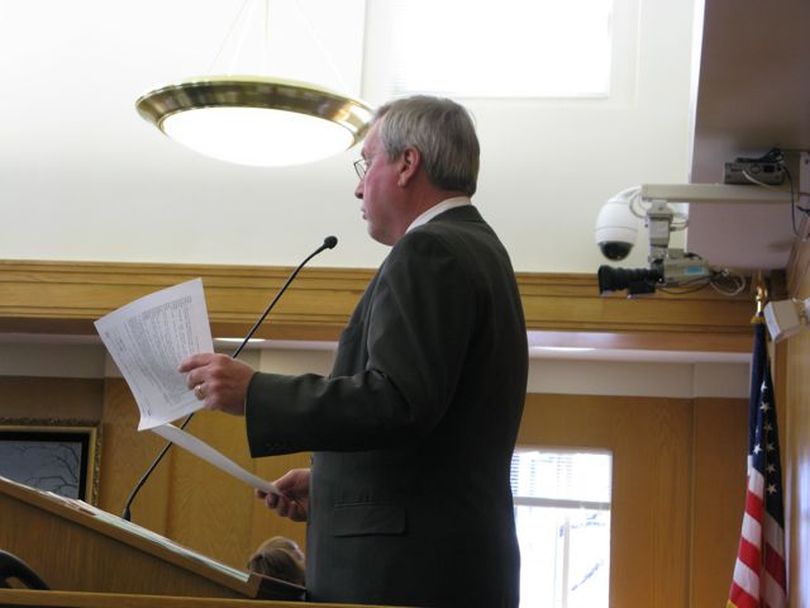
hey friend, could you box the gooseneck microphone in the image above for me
[121,236,338,521]
[231,235,338,359]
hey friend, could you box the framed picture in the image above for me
[0,419,101,504]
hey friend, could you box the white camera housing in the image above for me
[595,194,640,261]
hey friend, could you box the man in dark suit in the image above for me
[180,95,528,608]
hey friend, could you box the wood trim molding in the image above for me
[0,260,367,340]
[516,272,753,334]
[0,260,755,342]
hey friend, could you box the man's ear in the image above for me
[397,146,421,187]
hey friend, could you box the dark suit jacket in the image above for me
[245,205,528,608]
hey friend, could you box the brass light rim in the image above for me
[136,75,374,143]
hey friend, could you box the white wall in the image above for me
[0,0,697,274]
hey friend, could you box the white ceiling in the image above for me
[0,0,804,276]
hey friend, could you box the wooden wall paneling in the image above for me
[518,393,692,608]
[0,377,103,421]
[785,227,810,297]
[97,379,172,535]
[785,330,810,608]
[785,237,810,608]
[164,413,257,570]
[646,400,692,608]
[690,397,748,607]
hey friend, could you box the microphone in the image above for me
[231,235,337,358]
[121,235,338,521]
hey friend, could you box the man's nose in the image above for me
[354,181,363,199]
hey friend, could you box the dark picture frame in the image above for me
[0,418,101,504]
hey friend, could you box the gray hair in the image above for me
[374,96,480,197]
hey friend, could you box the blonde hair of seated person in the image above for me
[247,536,305,586]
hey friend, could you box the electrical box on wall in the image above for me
[723,160,786,185]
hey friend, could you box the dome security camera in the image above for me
[594,190,640,261]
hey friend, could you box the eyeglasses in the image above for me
[353,157,370,179]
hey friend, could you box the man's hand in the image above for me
[178,353,255,415]
[257,468,310,522]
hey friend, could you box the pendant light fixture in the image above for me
[136,1,373,167]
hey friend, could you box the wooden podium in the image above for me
[0,476,303,601]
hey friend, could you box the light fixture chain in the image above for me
[263,0,271,74]
[207,0,253,76]
[292,0,350,92]
[228,0,261,74]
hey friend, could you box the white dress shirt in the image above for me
[406,197,472,233]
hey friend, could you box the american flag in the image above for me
[727,321,787,608]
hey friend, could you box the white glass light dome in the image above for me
[136,76,373,167]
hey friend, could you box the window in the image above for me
[362,0,626,101]
[511,448,612,608]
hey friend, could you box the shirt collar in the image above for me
[405,197,472,233]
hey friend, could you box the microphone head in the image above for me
[323,236,338,249]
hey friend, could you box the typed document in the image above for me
[95,278,213,430]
